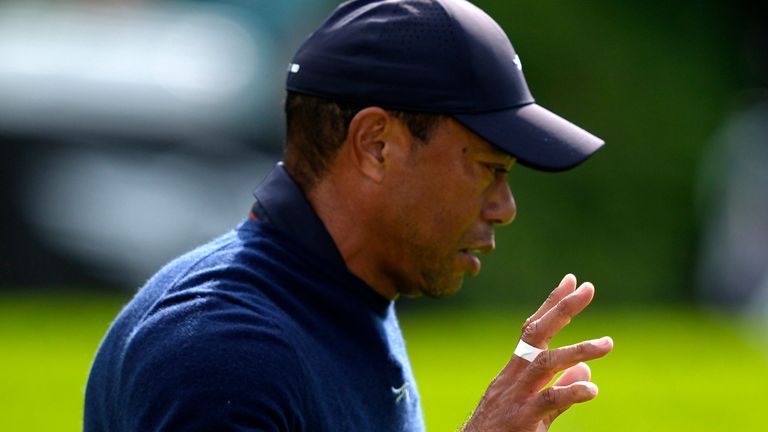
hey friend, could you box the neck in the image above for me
[306,175,399,301]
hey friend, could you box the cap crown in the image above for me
[286,0,534,113]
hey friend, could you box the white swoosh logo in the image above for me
[391,383,410,403]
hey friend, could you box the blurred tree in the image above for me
[404,0,739,308]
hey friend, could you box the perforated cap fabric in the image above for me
[286,0,604,171]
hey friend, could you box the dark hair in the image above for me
[284,91,445,191]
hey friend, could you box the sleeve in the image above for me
[117,297,308,432]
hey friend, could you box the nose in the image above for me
[483,177,516,225]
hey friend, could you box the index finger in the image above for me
[520,282,595,349]
[522,274,577,330]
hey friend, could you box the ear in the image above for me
[345,107,409,183]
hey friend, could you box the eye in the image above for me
[484,163,510,176]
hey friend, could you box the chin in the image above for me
[419,276,465,299]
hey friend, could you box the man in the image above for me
[84,0,613,431]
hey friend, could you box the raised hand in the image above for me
[462,274,614,432]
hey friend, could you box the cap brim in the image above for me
[454,103,605,172]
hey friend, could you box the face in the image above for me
[379,117,516,298]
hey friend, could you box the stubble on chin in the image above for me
[416,269,465,299]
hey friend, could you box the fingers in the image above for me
[515,340,611,426]
[523,274,577,329]
[463,275,613,432]
[506,277,595,376]
[545,363,593,426]
[517,337,613,393]
[520,282,595,349]
[553,362,591,387]
[524,381,599,421]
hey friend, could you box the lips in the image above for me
[457,250,481,275]
[457,243,493,276]
[462,243,494,255]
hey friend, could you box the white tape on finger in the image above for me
[514,339,544,362]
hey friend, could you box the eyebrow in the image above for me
[469,147,516,168]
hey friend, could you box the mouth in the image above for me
[457,248,486,276]
[460,241,495,256]
[457,241,494,276]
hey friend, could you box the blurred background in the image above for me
[1,0,767,430]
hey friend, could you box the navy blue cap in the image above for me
[286,0,604,171]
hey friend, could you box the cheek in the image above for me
[394,153,486,247]
[420,183,483,246]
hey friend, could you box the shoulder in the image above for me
[121,289,310,431]
[114,225,314,430]
[90,223,325,430]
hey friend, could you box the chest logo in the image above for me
[391,383,410,404]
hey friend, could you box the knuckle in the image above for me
[554,300,574,322]
[521,320,539,341]
[573,342,588,356]
[531,350,553,372]
[521,316,532,330]
[541,387,558,406]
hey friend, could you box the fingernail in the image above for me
[598,336,613,347]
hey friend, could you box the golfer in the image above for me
[85,0,613,430]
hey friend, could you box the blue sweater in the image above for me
[84,164,425,431]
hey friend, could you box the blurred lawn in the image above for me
[401,306,768,431]
[1,295,766,431]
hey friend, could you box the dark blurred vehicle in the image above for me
[0,0,334,290]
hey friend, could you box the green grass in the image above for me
[0,295,765,431]
[0,294,127,431]
[400,306,768,431]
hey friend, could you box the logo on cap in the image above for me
[288,63,301,73]
[513,54,522,71]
